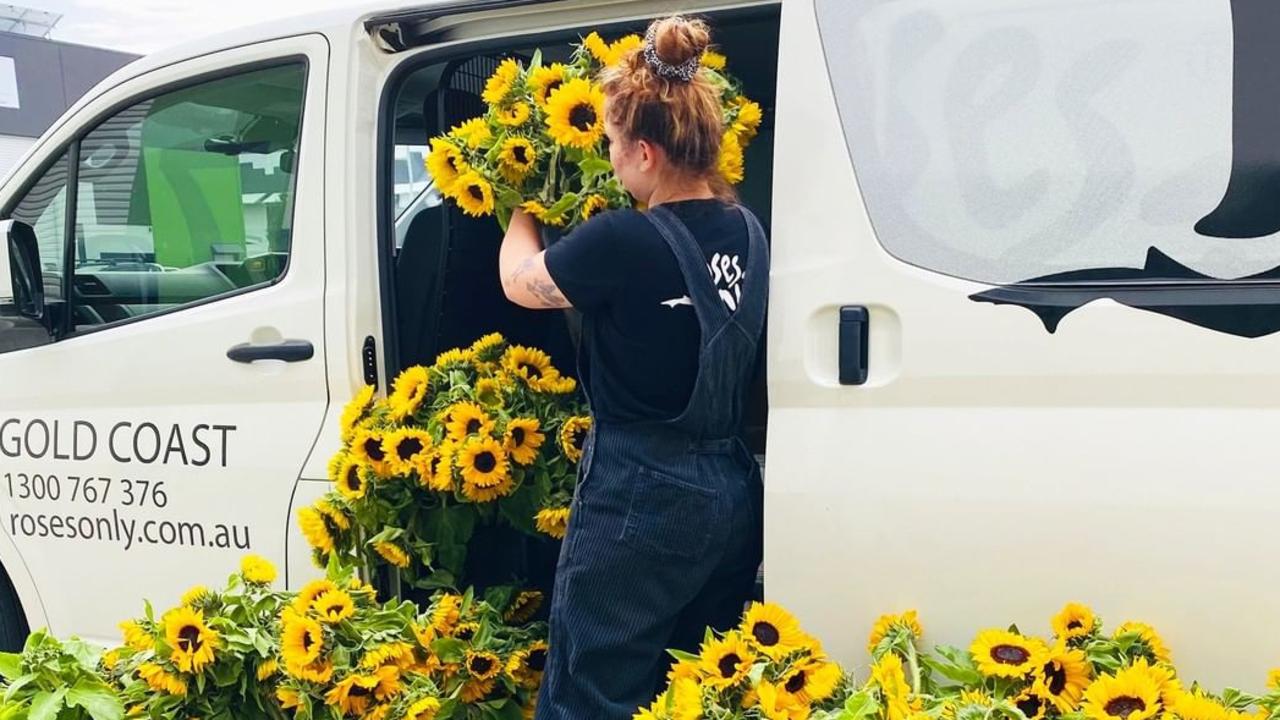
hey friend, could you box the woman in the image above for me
[499,15,769,719]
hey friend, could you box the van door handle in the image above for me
[226,339,314,363]
[838,306,869,385]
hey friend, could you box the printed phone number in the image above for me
[3,473,169,508]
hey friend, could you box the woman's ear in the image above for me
[637,138,658,173]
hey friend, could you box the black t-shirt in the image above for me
[544,199,752,423]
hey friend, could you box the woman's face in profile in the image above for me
[604,112,652,202]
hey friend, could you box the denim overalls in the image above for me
[535,204,770,720]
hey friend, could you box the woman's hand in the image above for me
[500,209,573,309]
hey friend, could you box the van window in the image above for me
[1,152,70,352]
[67,63,306,330]
[815,1,1280,286]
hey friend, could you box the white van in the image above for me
[1,0,1277,691]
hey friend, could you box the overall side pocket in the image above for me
[622,467,718,561]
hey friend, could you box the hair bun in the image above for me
[650,16,711,67]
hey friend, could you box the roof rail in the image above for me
[365,0,560,52]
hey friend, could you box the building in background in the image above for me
[0,4,137,173]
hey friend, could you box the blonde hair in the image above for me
[599,16,731,197]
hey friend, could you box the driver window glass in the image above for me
[1,152,69,353]
[72,62,305,330]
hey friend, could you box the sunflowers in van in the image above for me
[313,333,585,587]
[427,32,763,230]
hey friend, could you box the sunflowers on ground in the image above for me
[308,333,588,587]
[427,31,763,230]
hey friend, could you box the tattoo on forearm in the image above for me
[509,257,568,308]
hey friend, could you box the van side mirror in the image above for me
[3,219,46,322]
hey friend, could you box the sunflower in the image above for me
[374,541,412,569]
[783,658,844,705]
[719,129,745,185]
[426,138,469,196]
[1115,622,1172,664]
[702,50,727,71]
[465,650,502,681]
[496,101,531,127]
[241,554,277,584]
[871,654,913,720]
[1082,663,1165,720]
[366,706,392,720]
[281,610,325,666]
[699,631,755,689]
[482,57,521,105]
[1053,602,1097,642]
[1037,643,1092,713]
[584,33,642,66]
[433,347,475,370]
[418,443,456,492]
[506,641,548,689]
[1016,688,1052,720]
[297,506,335,553]
[445,402,495,442]
[535,506,571,539]
[256,658,279,681]
[1269,669,1280,690]
[120,619,153,652]
[559,416,592,462]
[350,426,393,478]
[1140,658,1182,708]
[277,687,302,710]
[383,428,434,476]
[452,622,480,641]
[181,585,208,607]
[970,629,1049,679]
[431,594,463,634]
[326,674,379,716]
[546,79,605,149]
[101,650,121,671]
[520,199,567,227]
[313,589,356,624]
[461,678,496,703]
[388,365,430,421]
[499,137,538,181]
[867,610,924,654]
[138,663,188,696]
[334,457,368,501]
[287,659,334,684]
[370,664,403,701]
[475,377,504,407]
[406,697,443,720]
[581,194,609,221]
[732,96,763,143]
[453,171,495,217]
[469,332,506,359]
[501,345,557,384]
[758,678,807,720]
[450,117,491,149]
[164,606,219,673]
[339,385,376,442]
[291,579,337,613]
[317,497,352,531]
[742,602,811,659]
[504,590,544,624]
[544,376,578,394]
[458,436,513,502]
[503,418,545,466]
[530,63,569,107]
[361,642,416,671]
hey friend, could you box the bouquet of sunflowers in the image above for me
[426,31,763,230]
[302,334,589,589]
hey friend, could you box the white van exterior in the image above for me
[1,0,1277,692]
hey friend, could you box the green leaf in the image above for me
[529,49,543,72]
[666,649,699,663]
[547,193,579,217]
[27,689,66,720]
[65,680,122,720]
[3,675,35,704]
[577,155,612,182]
[840,690,879,720]
[432,638,467,664]
[0,653,20,680]
[62,639,99,669]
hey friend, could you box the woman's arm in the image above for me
[500,209,573,309]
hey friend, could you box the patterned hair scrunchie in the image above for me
[642,25,702,82]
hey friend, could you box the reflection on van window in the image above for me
[71,63,305,329]
[1,153,69,353]
[816,1,1280,285]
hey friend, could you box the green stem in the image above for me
[907,642,922,696]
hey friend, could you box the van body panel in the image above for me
[768,0,1280,690]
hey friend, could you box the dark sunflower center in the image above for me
[177,625,201,651]
[470,656,495,674]
[345,466,362,489]
[398,438,424,459]
[569,103,596,131]
[512,427,526,445]
[429,456,442,474]
[1068,620,1083,630]
[1016,696,1044,718]
[718,653,741,678]
[571,428,586,451]
[467,184,484,201]
[520,362,542,379]
[474,452,497,473]
[466,418,482,434]
[529,648,548,671]
[1045,662,1068,695]
[785,670,806,694]
[544,80,563,99]
[752,622,780,646]
[321,515,341,537]
[1104,697,1147,719]
[302,630,316,651]
[364,438,385,461]
[513,146,529,164]
[447,155,461,172]
[992,645,1031,665]
[456,626,475,640]
[350,686,372,699]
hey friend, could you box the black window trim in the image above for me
[1,54,314,348]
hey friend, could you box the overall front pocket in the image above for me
[621,467,718,561]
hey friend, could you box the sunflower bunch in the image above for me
[89,555,289,720]
[426,31,763,231]
[638,602,850,720]
[310,333,588,588]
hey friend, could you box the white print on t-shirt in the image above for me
[660,252,745,311]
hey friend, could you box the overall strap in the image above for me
[644,206,732,332]
[732,204,771,342]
